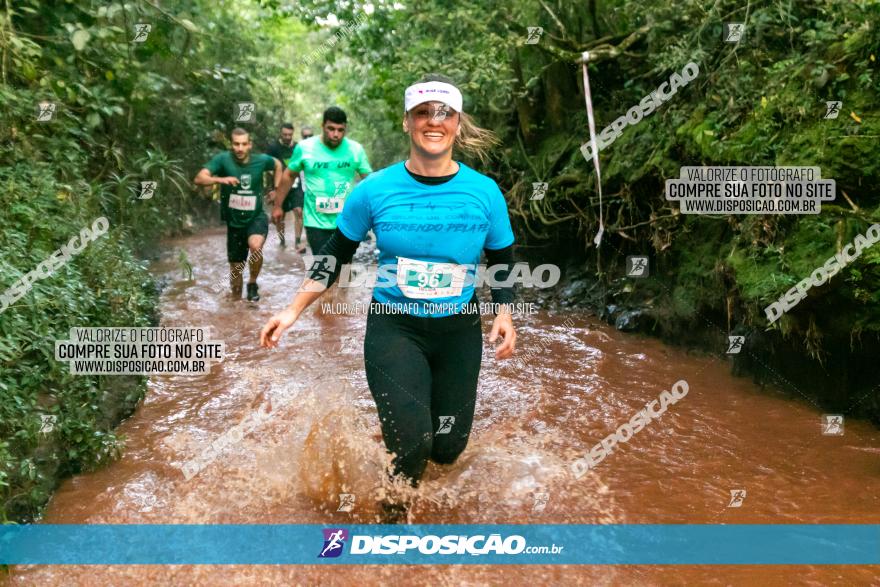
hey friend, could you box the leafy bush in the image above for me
[0,0,266,522]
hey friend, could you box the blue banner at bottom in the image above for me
[1,524,878,565]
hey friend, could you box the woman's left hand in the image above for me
[489,308,516,360]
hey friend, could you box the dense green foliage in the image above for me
[289,0,879,336]
[0,0,277,522]
[251,0,880,415]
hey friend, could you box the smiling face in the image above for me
[404,101,460,158]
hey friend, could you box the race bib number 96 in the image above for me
[397,256,467,299]
[229,194,256,211]
[315,196,344,214]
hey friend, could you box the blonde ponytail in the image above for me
[456,112,500,164]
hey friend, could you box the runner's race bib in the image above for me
[397,256,467,299]
[229,194,257,211]
[316,196,344,214]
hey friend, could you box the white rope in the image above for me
[581,51,604,247]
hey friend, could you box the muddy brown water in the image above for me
[7,227,880,586]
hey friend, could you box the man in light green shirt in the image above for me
[274,106,372,254]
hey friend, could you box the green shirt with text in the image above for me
[287,136,372,230]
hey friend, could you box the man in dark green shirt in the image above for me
[266,122,306,252]
[195,128,281,301]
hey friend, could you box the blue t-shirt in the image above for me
[337,161,515,317]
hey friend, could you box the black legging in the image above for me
[305,226,335,256]
[363,297,483,485]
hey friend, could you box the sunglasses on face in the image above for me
[409,104,458,122]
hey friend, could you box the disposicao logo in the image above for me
[318,528,348,558]
[316,529,562,557]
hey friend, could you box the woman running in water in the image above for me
[260,73,517,509]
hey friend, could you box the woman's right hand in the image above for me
[260,307,298,348]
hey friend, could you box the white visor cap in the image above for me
[404,81,463,114]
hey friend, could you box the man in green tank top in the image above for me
[195,128,282,301]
